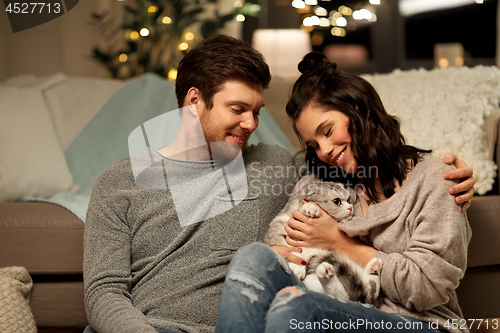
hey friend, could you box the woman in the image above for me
[215,52,473,333]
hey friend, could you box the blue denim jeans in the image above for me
[83,326,178,333]
[215,242,444,333]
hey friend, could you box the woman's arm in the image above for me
[373,170,471,311]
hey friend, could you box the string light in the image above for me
[303,17,314,26]
[353,9,373,20]
[179,42,189,51]
[119,54,128,62]
[336,16,347,26]
[130,31,139,40]
[168,69,178,81]
[330,11,342,19]
[185,32,194,40]
[292,1,377,37]
[292,0,306,9]
[438,58,449,68]
[162,16,172,24]
[140,28,150,37]
[338,5,352,16]
[236,14,245,21]
[234,0,243,7]
[331,27,346,37]
[148,6,158,13]
[314,6,328,16]
[319,18,330,27]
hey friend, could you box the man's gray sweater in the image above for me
[83,143,303,333]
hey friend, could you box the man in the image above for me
[83,34,474,333]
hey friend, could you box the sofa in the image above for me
[0,66,499,333]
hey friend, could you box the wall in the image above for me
[0,0,241,81]
[0,0,108,80]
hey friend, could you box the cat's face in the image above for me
[302,182,355,221]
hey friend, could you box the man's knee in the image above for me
[228,242,295,280]
[229,242,277,268]
[277,286,302,296]
[269,286,306,314]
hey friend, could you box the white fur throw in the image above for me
[362,66,500,195]
[0,267,37,333]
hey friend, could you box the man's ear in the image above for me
[185,87,203,116]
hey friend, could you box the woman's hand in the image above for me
[285,208,338,250]
[443,153,475,211]
[284,202,377,267]
[271,246,305,266]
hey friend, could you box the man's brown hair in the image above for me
[175,34,271,109]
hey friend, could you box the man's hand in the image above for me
[443,153,475,212]
[271,246,305,266]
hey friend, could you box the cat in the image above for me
[264,181,382,306]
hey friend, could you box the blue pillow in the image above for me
[65,73,294,196]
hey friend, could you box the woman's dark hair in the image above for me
[286,52,430,203]
[175,34,271,109]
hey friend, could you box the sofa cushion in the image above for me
[466,195,500,267]
[30,280,87,329]
[42,76,127,151]
[456,265,500,320]
[0,78,76,202]
[0,203,83,274]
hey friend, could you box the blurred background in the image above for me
[0,0,497,81]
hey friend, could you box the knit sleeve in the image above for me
[83,159,158,333]
[374,161,471,312]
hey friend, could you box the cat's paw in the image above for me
[363,258,382,305]
[316,262,335,280]
[300,202,321,218]
[366,258,382,276]
[290,263,306,280]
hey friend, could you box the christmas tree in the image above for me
[91,0,260,79]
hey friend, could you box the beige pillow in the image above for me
[362,66,500,195]
[42,76,127,150]
[0,266,36,333]
[0,81,75,202]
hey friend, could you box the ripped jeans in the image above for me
[214,242,443,333]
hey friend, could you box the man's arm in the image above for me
[442,153,475,211]
[84,167,157,333]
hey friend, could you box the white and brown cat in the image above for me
[264,180,382,306]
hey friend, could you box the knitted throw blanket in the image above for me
[362,66,500,195]
[0,267,37,333]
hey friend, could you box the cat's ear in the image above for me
[304,183,321,196]
[330,183,344,191]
